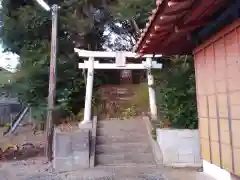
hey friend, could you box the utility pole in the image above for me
[46,4,58,161]
[34,0,58,161]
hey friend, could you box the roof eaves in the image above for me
[133,0,165,54]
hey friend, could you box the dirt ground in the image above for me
[0,121,80,162]
[0,124,44,151]
[0,121,80,149]
[0,160,216,180]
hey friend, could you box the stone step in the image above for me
[97,125,145,130]
[101,87,130,91]
[96,152,155,166]
[117,97,133,101]
[101,94,134,99]
[97,125,147,133]
[96,129,146,137]
[103,95,133,98]
[98,119,144,126]
[101,89,134,94]
[101,88,133,93]
[99,100,134,105]
[97,120,147,136]
[96,142,152,154]
[98,119,145,125]
[96,135,148,145]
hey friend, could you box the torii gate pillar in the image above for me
[146,57,157,120]
[81,57,94,125]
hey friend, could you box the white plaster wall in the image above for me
[156,128,202,167]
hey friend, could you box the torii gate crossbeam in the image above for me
[74,48,162,126]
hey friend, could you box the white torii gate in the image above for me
[74,48,162,125]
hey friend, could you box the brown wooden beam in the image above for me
[168,0,193,8]
[176,20,211,31]
[154,24,173,31]
[165,0,193,16]
[169,0,192,2]
[157,12,186,25]
[141,33,170,53]
[162,20,211,46]
[144,32,169,48]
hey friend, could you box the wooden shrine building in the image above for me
[135,0,240,179]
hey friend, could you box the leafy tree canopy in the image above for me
[0,0,112,117]
[0,0,157,119]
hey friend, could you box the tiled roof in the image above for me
[133,0,164,54]
[134,0,229,55]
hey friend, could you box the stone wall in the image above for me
[156,128,202,167]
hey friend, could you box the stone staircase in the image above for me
[95,118,156,167]
[98,85,134,118]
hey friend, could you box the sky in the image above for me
[0,2,19,72]
[0,46,19,72]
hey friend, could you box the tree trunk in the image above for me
[131,18,140,35]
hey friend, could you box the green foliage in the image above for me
[151,124,157,140]
[155,56,198,129]
[150,120,162,140]
[118,84,149,119]
[76,109,84,122]
[103,0,156,51]
[120,105,137,119]
[131,83,149,109]
[0,68,12,85]
[31,104,47,121]
[0,0,112,120]
[4,123,12,128]
[109,0,156,29]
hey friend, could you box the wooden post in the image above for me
[146,57,157,120]
[46,4,58,161]
[80,57,94,126]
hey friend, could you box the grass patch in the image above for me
[99,83,150,119]
[131,83,149,112]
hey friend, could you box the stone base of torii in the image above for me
[74,48,162,126]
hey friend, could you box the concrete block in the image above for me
[178,154,195,163]
[163,151,179,163]
[53,130,90,171]
[177,129,195,138]
[156,128,202,168]
[54,157,73,172]
[78,121,92,130]
[195,156,202,163]
[72,131,89,151]
[54,133,72,157]
[90,116,97,168]
[178,138,194,155]
[72,151,89,168]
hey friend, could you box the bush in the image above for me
[155,55,198,129]
[76,109,84,122]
